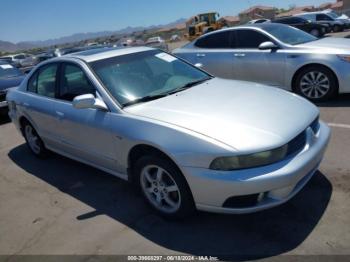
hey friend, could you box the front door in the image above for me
[53,62,119,172]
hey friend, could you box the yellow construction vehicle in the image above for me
[185,12,225,41]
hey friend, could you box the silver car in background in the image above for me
[173,23,350,102]
[7,47,330,218]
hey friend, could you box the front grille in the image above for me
[286,131,307,157]
[223,194,260,208]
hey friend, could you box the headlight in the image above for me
[210,145,288,171]
[337,55,350,63]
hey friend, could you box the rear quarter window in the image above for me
[195,31,232,48]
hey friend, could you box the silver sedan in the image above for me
[173,23,350,102]
[6,47,330,218]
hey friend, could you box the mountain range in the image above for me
[0,18,186,53]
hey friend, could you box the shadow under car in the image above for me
[8,144,332,261]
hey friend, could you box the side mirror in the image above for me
[259,41,279,50]
[72,94,108,111]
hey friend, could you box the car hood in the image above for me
[297,37,350,52]
[0,75,25,91]
[124,78,319,153]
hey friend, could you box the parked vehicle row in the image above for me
[272,16,330,37]
[296,10,350,32]
[0,53,37,68]
[248,9,350,34]
[174,23,350,102]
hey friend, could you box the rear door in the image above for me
[24,63,61,148]
[232,29,286,87]
[316,13,334,26]
[191,30,236,79]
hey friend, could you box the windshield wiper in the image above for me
[167,77,212,95]
[122,77,212,107]
[122,94,168,107]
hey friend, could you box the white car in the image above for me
[146,37,168,51]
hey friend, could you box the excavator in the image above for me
[185,12,226,41]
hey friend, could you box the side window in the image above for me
[195,31,232,48]
[27,72,38,93]
[236,30,270,49]
[37,64,58,98]
[14,55,25,59]
[293,18,305,23]
[59,64,95,101]
[316,14,332,21]
[275,18,289,24]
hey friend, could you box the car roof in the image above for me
[274,16,306,21]
[205,22,289,34]
[64,46,154,62]
[298,10,332,15]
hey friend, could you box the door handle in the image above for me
[234,53,246,57]
[196,53,206,57]
[55,111,64,120]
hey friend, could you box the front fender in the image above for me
[107,113,236,172]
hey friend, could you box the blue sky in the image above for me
[1,0,326,42]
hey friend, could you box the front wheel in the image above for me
[134,155,195,219]
[294,66,338,102]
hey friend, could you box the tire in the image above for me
[294,65,338,102]
[134,154,195,219]
[310,29,320,37]
[333,25,341,32]
[22,121,49,158]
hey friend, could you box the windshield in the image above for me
[264,24,318,45]
[0,64,22,78]
[327,12,339,19]
[90,50,210,106]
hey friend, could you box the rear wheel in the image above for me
[134,155,195,219]
[310,28,320,37]
[23,121,49,158]
[333,25,342,32]
[294,66,338,102]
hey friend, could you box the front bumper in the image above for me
[181,121,331,214]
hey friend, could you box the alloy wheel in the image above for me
[300,71,330,99]
[310,29,320,37]
[140,165,181,213]
[25,125,41,154]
